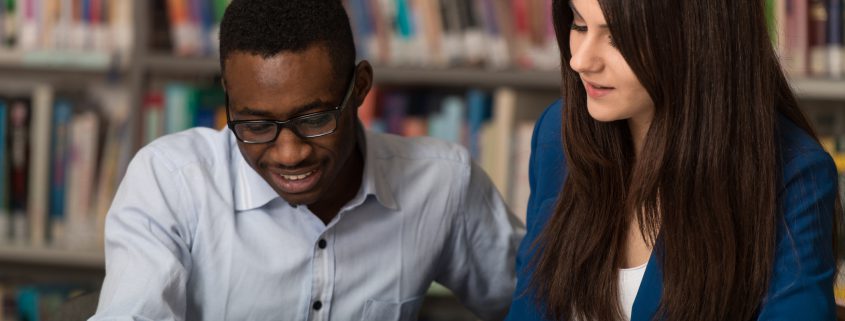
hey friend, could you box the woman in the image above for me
[505,0,840,320]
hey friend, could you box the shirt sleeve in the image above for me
[757,149,838,320]
[89,146,195,321]
[435,161,526,321]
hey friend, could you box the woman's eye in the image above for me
[570,24,588,32]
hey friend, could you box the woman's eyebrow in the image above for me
[568,1,609,28]
[569,1,583,18]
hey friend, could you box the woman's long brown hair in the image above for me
[529,0,830,320]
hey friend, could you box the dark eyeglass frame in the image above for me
[226,68,357,144]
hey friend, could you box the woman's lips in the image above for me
[583,80,615,98]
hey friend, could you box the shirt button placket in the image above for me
[310,234,332,321]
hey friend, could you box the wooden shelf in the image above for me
[0,50,128,88]
[141,55,845,98]
[143,54,561,89]
[790,77,845,100]
[0,50,122,72]
[374,66,560,90]
[144,53,220,75]
[0,246,104,270]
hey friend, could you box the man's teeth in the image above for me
[281,171,314,181]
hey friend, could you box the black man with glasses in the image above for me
[91,1,523,321]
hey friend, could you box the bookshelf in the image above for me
[0,38,843,273]
[791,78,845,100]
[142,55,845,99]
[0,0,842,319]
[0,246,103,270]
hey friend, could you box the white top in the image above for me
[91,127,524,321]
[619,263,648,320]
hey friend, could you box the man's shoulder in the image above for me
[367,131,471,166]
[138,127,233,172]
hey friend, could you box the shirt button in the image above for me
[318,239,327,249]
[313,301,323,310]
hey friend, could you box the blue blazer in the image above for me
[505,100,839,321]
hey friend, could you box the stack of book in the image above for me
[771,0,845,78]
[345,0,558,71]
[0,0,133,68]
[149,0,230,57]
[140,83,226,146]
[354,86,555,221]
[0,282,95,321]
[0,85,132,252]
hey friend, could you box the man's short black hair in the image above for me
[219,0,356,82]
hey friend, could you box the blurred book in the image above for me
[344,0,559,70]
[0,85,133,251]
[0,0,133,69]
[773,0,844,78]
[354,86,554,215]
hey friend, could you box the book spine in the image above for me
[49,99,71,245]
[809,0,828,76]
[8,99,29,244]
[27,85,52,247]
[829,0,844,78]
[0,101,8,243]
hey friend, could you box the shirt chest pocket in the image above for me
[360,296,425,321]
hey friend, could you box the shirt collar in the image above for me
[231,131,279,211]
[352,125,399,211]
[231,124,398,212]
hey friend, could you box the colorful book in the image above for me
[382,91,408,135]
[64,110,100,250]
[466,89,491,160]
[809,0,829,76]
[784,0,809,75]
[164,83,196,134]
[8,98,30,245]
[0,100,8,243]
[27,85,53,247]
[142,90,165,145]
[49,99,72,245]
[428,95,463,143]
[828,0,844,78]
[511,121,534,223]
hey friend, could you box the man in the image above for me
[90,1,523,320]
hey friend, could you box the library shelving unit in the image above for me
[2,62,844,274]
[0,2,843,319]
[141,54,845,100]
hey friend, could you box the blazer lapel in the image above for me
[630,244,664,321]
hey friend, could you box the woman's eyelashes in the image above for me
[570,23,618,48]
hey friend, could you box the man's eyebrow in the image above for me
[235,100,333,119]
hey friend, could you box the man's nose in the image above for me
[270,128,312,167]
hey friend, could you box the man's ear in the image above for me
[352,61,374,108]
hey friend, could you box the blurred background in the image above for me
[0,0,841,320]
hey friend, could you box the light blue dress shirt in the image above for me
[90,127,524,321]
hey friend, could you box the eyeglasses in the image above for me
[226,70,356,144]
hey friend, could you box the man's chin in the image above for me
[278,192,320,208]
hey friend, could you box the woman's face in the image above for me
[569,0,654,130]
